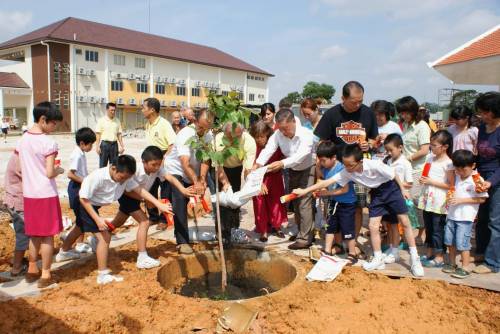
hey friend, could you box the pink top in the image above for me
[3,153,23,211]
[15,131,59,198]
[448,125,478,154]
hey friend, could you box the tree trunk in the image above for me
[214,137,227,292]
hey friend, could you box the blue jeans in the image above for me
[444,219,473,251]
[484,182,500,272]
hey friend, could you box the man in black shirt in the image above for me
[314,81,378,248]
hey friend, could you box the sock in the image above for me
[98,269,110,276]
[391,247,399,257]
[137,251,148,260]
[374,251,383,259]
[409,246,418,258]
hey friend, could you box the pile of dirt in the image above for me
[0,236,498,333]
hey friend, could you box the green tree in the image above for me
[188,92,257,292]
[301,81,335,103]
[421,102,440,114]
[285,91,302,104]
[449,89,479,111]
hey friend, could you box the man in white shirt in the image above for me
[163,108,213,254]
[254,108,315,249]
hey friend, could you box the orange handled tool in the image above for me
[105,219,116,232]
[55,158,61,168]
[200,197,211,213]
[161,199,174,227]
[422,162,431,177]
[472,172,483,192]
[280,193,298,204]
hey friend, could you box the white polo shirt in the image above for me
[387,155,413,184]
[332,159,395,189]
[126,163,168,192]
[164,125,213,183]
[69,147,88,179]
[80,167,138,206]
[447,175,488,222]
[256,125,314,171]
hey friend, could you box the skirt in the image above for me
[23,196,63,236]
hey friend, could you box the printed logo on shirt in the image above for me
[336,120,366,145]
[154,131,159,138]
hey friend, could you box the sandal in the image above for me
[10,264,27,277]
[422,259,444,268]
[25,272,41,283]
[346,254,358,266]
[274,230,285,239]
[259,236,268,242]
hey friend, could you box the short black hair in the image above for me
[395,96,421,123]
[112,155,136,174]
[275,108,295,123]
[33,101,63,123]
[371,100,393,121]
[260,102,275,118]
[106,102,116,110]
[141,145,164,162]
[452,149,475,168]
[75,127,96,145]
[316,141,337,158]
[144,97,161,113]
[278,97,292,109]
[449,105,473,121]
[384,133,403,147]
[475,91,500,118]
[342,81,364,98]
[342,144,363,162]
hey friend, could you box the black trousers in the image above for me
[218,166,243,242]
[163,175,190,244]
[99,141,118,168]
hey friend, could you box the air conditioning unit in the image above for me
[115,73,123,79]
[141,74,149,81]
[215,83,220,89]
[156,76,163,83]
[203,81,210,88]
[209,82,215,89]
[77,96,87,103]
[170,101,177,107]
[195,102,201,107]
[87,69,96,76]
[238,86,244,92]
[178,79,185,85]
[116,97,124,105]
[180,101,186,107]
[160,100,167,107]
[129,98,137,105]
[164,77,169,83]
[169,78,176,84]
[128,73,136,80]
[99,97,106,104]
[78,67,86,75]
[195,81,201,87]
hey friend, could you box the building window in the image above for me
[64,91,69,109]
[221,90,229,96]
[209,89,217,95]
[135,57,146,68]
[155,84,165,94]
[53,62,60,84]
[62,63,70,84]
[176,86,186,96]
[75,48,82,55]
[113,54,125,66]
[237,92,244,100]
[191,87,200,97]
[85,50,98,62]
[248,93,255,102]
[111,80,124,91]
[137,82,148,93]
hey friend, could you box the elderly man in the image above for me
[163,108,213,254]
[254,108,315,250]
[181,107,196,126]
[215,122,257,245]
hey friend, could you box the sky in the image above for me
[0,0,499,105]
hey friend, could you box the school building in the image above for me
[0,17,272,132]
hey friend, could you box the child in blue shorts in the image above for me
[444,150,488,278]
[314,141,357,264]
[294,144,424,277]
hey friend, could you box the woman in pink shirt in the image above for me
[15,102,64,288]
[447,105,478,155]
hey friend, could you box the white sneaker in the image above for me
[97,273,124,285]
[410,257,425,277]
[362,256,385,271]
[74,242,92,253]
[55,249,81,262]
[383,253,400,264]
[87,236,98,253]
[136,255,160,269]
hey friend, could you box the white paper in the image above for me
[237,166,268,200]
[306,255,349,282]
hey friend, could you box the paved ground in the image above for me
[0,133,499,301]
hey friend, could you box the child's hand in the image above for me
[158,202,173,214]
[419,176,432,185]
[401,189,411,200]
[447,197,462,206]
[292,188,307,197]
[182,186,197,198]
[477,181,491,193]
[260,184,268,195]
[96,217,109,231]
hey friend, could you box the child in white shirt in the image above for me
[444,150,488,278]
[79,155,173,285]
[294,144,424,277]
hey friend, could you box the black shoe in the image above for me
[274,231,286,239]
[288,241,311,250]
[259,236,268,242]
[289,235,297,242]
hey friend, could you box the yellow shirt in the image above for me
[402,120,431,171]
[215,131,256,170]
[95,116,122,142]
[145,115,177,151]
[428,119,438,133]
